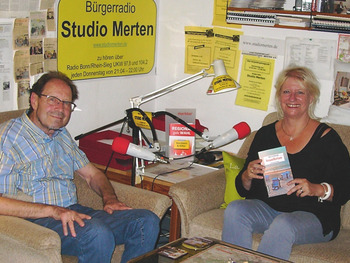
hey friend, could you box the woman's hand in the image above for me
[287,178,326,198]
[241,159,264,190]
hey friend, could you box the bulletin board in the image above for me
[0,0,58,112]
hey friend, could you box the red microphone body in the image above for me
[112,137,167,163]
[205,122,251,150]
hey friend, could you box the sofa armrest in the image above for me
[75,174,172,219]
[168,169,225,237]
[0,215,62,263]
[110,181,172,219]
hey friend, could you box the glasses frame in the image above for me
[39,93,77,112]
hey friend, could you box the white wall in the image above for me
[66,0,339,154]
[154,0,339,153]
[66,73,156,140]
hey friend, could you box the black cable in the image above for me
[126,108,159,144]
[153,111,204,137]
[151,161,194,191]
[104,119,129,174]
[104,152,114,174]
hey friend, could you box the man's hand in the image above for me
[51,206,91,237]
[76,163,133,215]
[103,199,132,214]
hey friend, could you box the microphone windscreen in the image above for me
[233,122,251,139]
[112,137,130,155]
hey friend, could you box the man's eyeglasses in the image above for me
[39,94,77,112]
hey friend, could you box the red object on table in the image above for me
[79,130,134,171]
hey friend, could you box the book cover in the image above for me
[258,146,294,198]
[182,237,213,250]
[158,245,188,259]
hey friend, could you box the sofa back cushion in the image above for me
[0,109,25,124]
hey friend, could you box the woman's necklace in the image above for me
[281,118,310,141]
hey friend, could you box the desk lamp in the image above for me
[130,59,240,107]
[125,59,241,185]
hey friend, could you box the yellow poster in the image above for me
[57,0,157,80]
[213,27,242,81]
[184,26,214,74]
[235,55,275,111]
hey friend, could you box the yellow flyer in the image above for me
[185,26,214,74]
[213,27,242,81]
[235,55,275,111]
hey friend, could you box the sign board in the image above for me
[57,0,157,80]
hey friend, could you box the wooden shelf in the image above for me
[226,6,350,33]
[227,7,311,16]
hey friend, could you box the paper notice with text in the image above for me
[235,55,275,111]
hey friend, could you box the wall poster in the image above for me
[57,0,157,80]
[235,55,275,111]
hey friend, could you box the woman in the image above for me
[222,66,350,260]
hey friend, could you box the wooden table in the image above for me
[128,237,292,263]
[94,163,181,241]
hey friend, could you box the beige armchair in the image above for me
[169,112,350,263]
[0,110,172,263]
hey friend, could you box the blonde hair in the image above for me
[274,66,320,119]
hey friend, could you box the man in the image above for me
[0,72,160,263]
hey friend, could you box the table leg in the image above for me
[169,201,181,241]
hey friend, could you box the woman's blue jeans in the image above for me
[28,204,160,263]
[222,199,332,260]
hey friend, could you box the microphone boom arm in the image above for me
[74,117,127,141]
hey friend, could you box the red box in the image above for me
[79,130,133,171]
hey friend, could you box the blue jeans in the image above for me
[28,204,160,263]
[222,199,332,260]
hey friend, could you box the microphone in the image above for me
[203,122,251,151]
[112,137,168,164]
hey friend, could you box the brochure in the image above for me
[158,245,188,259]
[168,123,196,161]
[258,146,295,197]
[182,237,214,250]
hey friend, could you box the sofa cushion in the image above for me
[321,105,350,126]
[189,209,224,240]
[221,152,245,208]
[289,229,350,263]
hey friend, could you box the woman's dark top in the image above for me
[236,121,350,239]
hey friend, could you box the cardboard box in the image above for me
[79,130,133,171]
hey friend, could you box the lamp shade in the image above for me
[207,59,240,95]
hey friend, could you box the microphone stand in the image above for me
[74,108,207,187]
[74,117,128,141]
[74,108,162,186]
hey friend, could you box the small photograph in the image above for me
[3,81,10,91]
[333,71,350,107]
[44,49,57,59]
[14,34,29,49]
[15,66,30,81]
[30,18,46,38]
[30,39,43,56]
